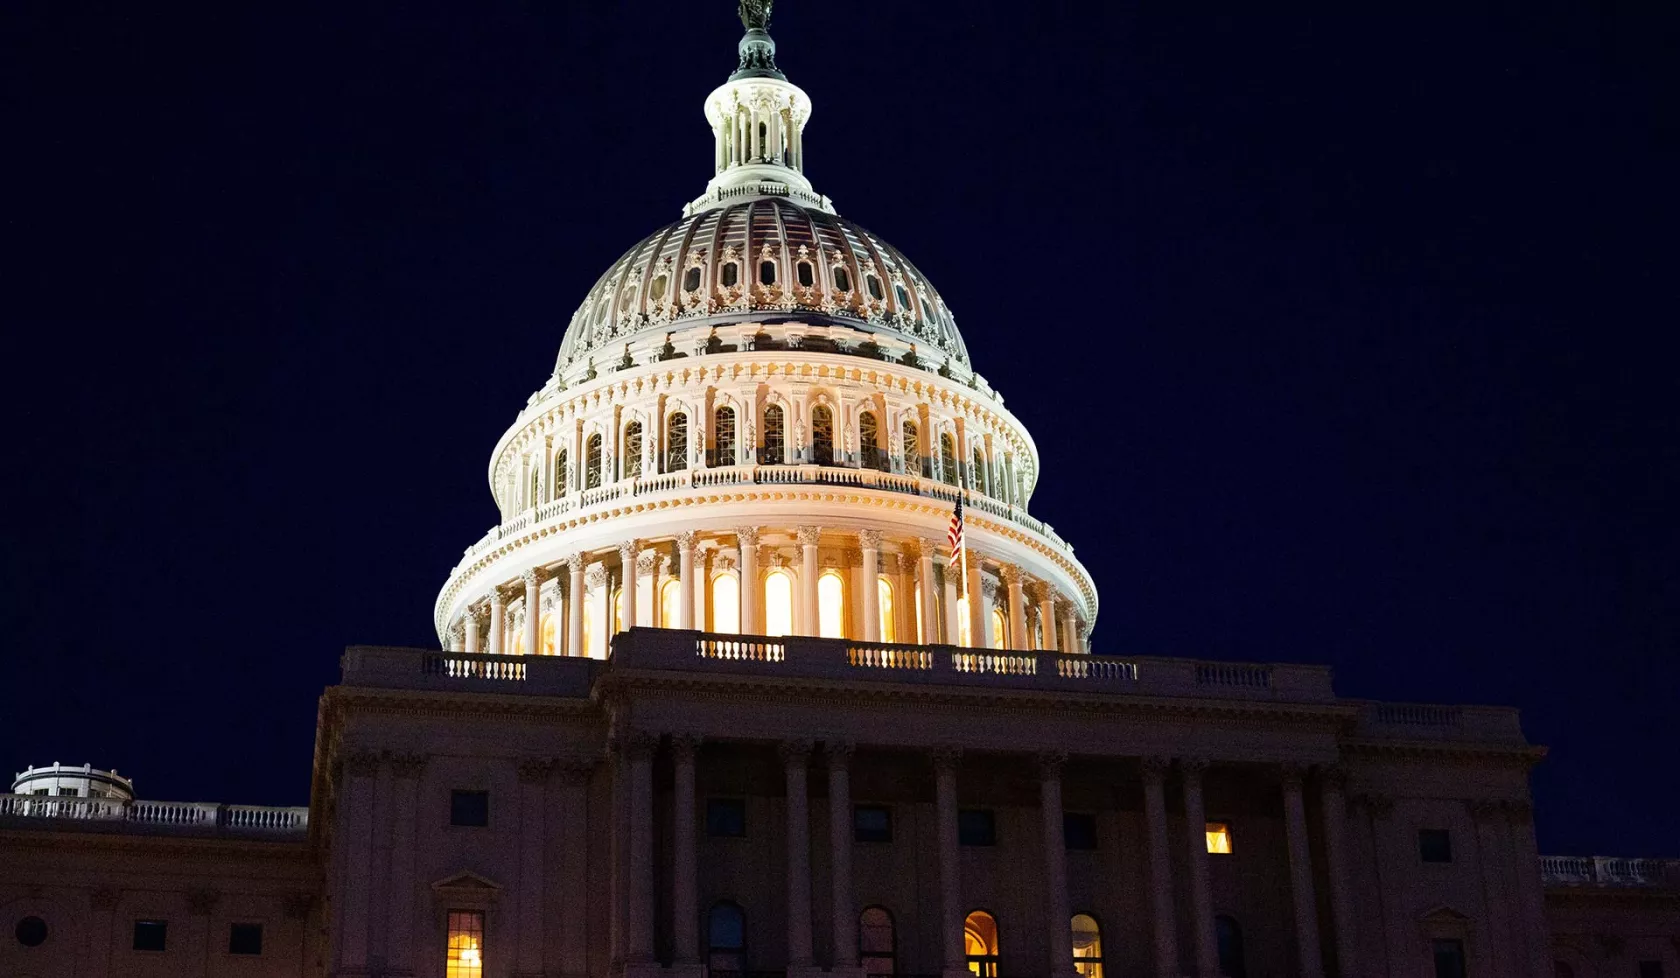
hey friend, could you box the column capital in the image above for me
[1279,763,1308,791]
[826,740,855,769]
[565,553,586,574]
[1023,580,1048,605]
[611,729,660,760]
[517,756,556,784]
[735,525,761,547]
[1140,755,1172,783]
[584,564,609,589]
[671,733,704,762]
[857,528,882,550]
[930,745,963,774]
[778,739,814,765]
[1180,756,1211,778]
[920,537,942,558]
[797,525,822,547]
[1035,751,1068,780]
[520,568,545,588]
[998,564,1022,586]
[387,752,427,779]
[1319,764,1348,791]
[676,530,699,552]
[488,588,508,606]
[618,539,640,564]
[637,550,659,573]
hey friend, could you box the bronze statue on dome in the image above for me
[739,0,773,32]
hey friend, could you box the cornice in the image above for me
[0,828,319,863]
[1339,737,1548,768]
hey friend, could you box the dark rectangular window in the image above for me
[958,809,996,847]
[1432,939,1466,978]
[706,798,746,837]
[228,923,263,955]
[133,920,168,952]
[1419,828,1453,863]
[854,805,892,843]
[1639,963,1665,978]
[450,789,490,827]
[1063,812,1098,850]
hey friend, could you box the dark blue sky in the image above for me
[5,2,1675,857]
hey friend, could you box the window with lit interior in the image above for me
[860,907,896,976]
[877,577,896,643]
[446,910,484,977]
[623,421,643,479]
[661,579,681,627]
[1206,822,1233,854]
[818,570,846,638]
[990,608,1007,650]
[811,404,835,463]
[666,412,688,472]
[711,574,740,633]
[1071,914,1103,978]
[964,910,998,978]
[763,404,786,464]
[764,569,794,637]
[713,407,736,466]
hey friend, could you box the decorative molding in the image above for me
[671,733,704,763]
[520,568,544,588]
[930,745,963,773]
[857,529,882,550]
[387,752,427,779]
[778,739,814,764]
[1140,755,1172,782]
[797,525,821,547]
[676,530,699,552]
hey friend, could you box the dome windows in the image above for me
[818,571,845,638]
[666,412,690,472]
[763,404,787,464]
[721,258,741,289]
[796,260,815,289]
[683,266,703,293]
[650,273,669,303]
[713,407,737,467]
[759,260,777,286]
[895,283,913,312]
[860,411,884,470]
[940,434,959,487]
[811,405,835,463]
[586,434,603,489]
[554,449,568,498]
[832,265,853,293]
[623,421,644,480]
[866,274,885,302]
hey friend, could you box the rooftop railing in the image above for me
[1541,855,1680,887]
[0,794,308,838]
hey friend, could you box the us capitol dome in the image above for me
[434,6,1097,659]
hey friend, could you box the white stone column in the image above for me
[1038,588,1059,653]
[1141,756,1178,977]
[618,541,640,633]
[781,740,814,969]
[917,542,940,645]
[859,530,881,642]
[966,561,985,648]
[1320,767,1357,978]
[590,565,611,657]
[566,555,585,657]
[625,732,657,964]
[463,610,481,655]
[933,747,966,978]
[737,527,760,634]
[517,758,551,976]
[1181,758,1218,978]
[672,735,702,966]
[522,569,542,655]
[447,623,464,653]
[941,564,961,647]
[1039,753,1078,978]
[677,531,698,629]
[798,525,821,635]
[385,754,423,975]
[487,589,507,657]
[1282,766,1324,978]
[1003,566,1028,650]
[828,742,858,971]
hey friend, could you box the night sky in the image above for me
[6,3,1676,857]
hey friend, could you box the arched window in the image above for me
[541,614,558,656]
[714,406,737,467]
[706,902,745,973]
[903,420,923,477]
[972,448,986,493]
[650,273,669,303]
[832,265,853,293]
[554,448,568,498]
[660,579,682,628]
[1071,914,1103,978]
[721,261,740,289]
[866,274,885,301]
[712,574,740,634]
[878,577,896,643]
[860,411,883,470]
[860,907,896,976]
[759,259,777,286]
[529,467,540,508]
[586,434,603,489]
[623,421,643,480]
[1215,916,1246,978]
[811,404,835,463]
[964,910,999,978]
[940,433,959,486]
[990,607,1007,650]
[667,412,689,472]
[818,570,845,639]
[683,265,702,293]
[763,404,786,464]
[764,569,794,637]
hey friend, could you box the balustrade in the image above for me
[1195,663,1272,689]
[0,793,308,836]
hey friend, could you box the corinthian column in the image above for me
[488,589,507,657]
[1039,753,1078,978]
[1281,766,1324,978]
[1002,565,1027,650]
[463,609,481,655]
[859,530,881,642]
[736,527,760,633]
[676,531,698,628]
[618,540,640,632]
[672,735,702,966]
[798,525,821,635]
[933,747,966,978]
[566,555,585,657]
[1037,586,1059,653]
[827,742,858,971]
[521,569,543,655]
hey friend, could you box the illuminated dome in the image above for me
[435,5,1097,660]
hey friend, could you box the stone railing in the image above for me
[0,794,308,837]
[1351,700,1529,745]
[455,467,1073,572]
[1541,855,1680,887]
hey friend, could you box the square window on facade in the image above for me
[450,790,490,827]
[1419,828,1453,863]
[1639,963,1665,978]
[1205,822,1233,854]
[229,923,263,955]
[133,920,168,952]
[958,809,996,847]
[1431,938,1466,978]
[706,798,747,837]
[1063,812,1099,850]
[854,805,892,843]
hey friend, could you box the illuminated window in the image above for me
[1071,914,1103,978]
[963,910,998,978]
[763,404,786,463]
[586,434,602,489]
[1216,916,1245,978]
[818,571,845,638]
[940,433,959,486]
[1206,822,1233,854]
[990,608,1007,650]
[650,273,669,303]
[714,407,737,466]
[712,575,740,634]
[541,614,557,656]
[667,412,689,472]
[661,579,682,627]
[860,906,896,976]
[811,404,834,463]
[581,603,594,659]
[877,578,895,643]
[613,588,624,634]
[623,421,643,479]
[764,569,794,637]
[860,411,883,469]
[706,902,744,972]
[553,449,567,498]
[446,910,484,978]
[903,419,923,477]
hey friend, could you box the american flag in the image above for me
[947,497,965,567]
